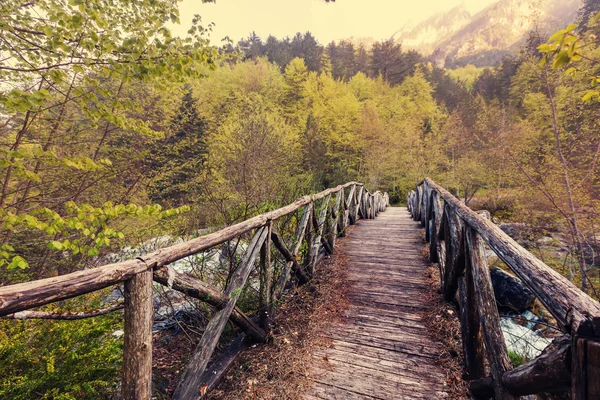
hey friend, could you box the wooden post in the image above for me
[421,182,429,235]
[328,190,343,250]
[310,194,330,273]
[356,186,364,220]
[428,190,443,263]
[442,205,465,302]
[415,185,423,222]
[259,221,272,332]
[458,226,485,380]
[122,270,153,400]
[572,335,600,399]
[347,184,356,225]
[305,202,314,275]
[466,227,515,400]
[457,276,485,380]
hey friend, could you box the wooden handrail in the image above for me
[409,177,600,400]
[0,182,362,316]
[0,181,388,400]
[418,177,600,333]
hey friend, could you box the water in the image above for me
[500,317,551,359]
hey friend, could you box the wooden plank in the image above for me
[312,348,446,380]
[122,269,153,400]
[326,324,442,351]
[313,354,446,390]
[311,362,446,400]
[346,305,426,322]
[321,329,441,358]
[307,381,381,400]
[323,339,434,365]
[195,334,251,397]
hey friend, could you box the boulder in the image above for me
[490,267,536,312]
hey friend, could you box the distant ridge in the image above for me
[394,0,582,67]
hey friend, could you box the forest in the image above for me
[1,0,600,398]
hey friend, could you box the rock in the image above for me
[500,318,551,359]
[490,267,536,312]
[499,223,528,240]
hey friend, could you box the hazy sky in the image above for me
[174,0,498,45]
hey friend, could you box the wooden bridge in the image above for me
[1,178,599,399]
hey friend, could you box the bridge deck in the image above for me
[305,207,449,399]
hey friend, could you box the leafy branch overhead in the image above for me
[539,12,600,101]
[0,0,219,271]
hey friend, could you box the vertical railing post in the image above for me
[355,186,363,221]
[572,334,600,399]
[328,189,342,250]
[259,220,272,332]
[122,269,153,399]
[347,184,356,226]
[466,227,515,400]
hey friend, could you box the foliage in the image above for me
[538,12,600,102]
[0,294,123,399]
[446,64,484,88]
[0,0,218,279]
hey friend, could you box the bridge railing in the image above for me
[0,182,388,399]
[408,178,600,400]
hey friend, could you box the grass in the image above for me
[508,350,526,367]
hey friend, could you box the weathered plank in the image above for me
[304,207,448,399]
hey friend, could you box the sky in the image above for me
[174,0,498,45]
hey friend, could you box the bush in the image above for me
[0,299,123,399]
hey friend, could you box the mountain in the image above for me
[392,6,473,56]
[394,0,583,67]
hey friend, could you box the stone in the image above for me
[490,267,536,312]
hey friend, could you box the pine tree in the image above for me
[148,90,207,206]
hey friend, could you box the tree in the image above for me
[0,0,214,276]
[148,90,208,206]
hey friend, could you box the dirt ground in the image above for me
[210,241,351,399]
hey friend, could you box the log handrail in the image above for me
[0,181,389,399]
[408,177,600,400]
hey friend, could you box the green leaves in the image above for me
[0,198,189,269]
[539,20,600,102]
[7,256,29,270]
